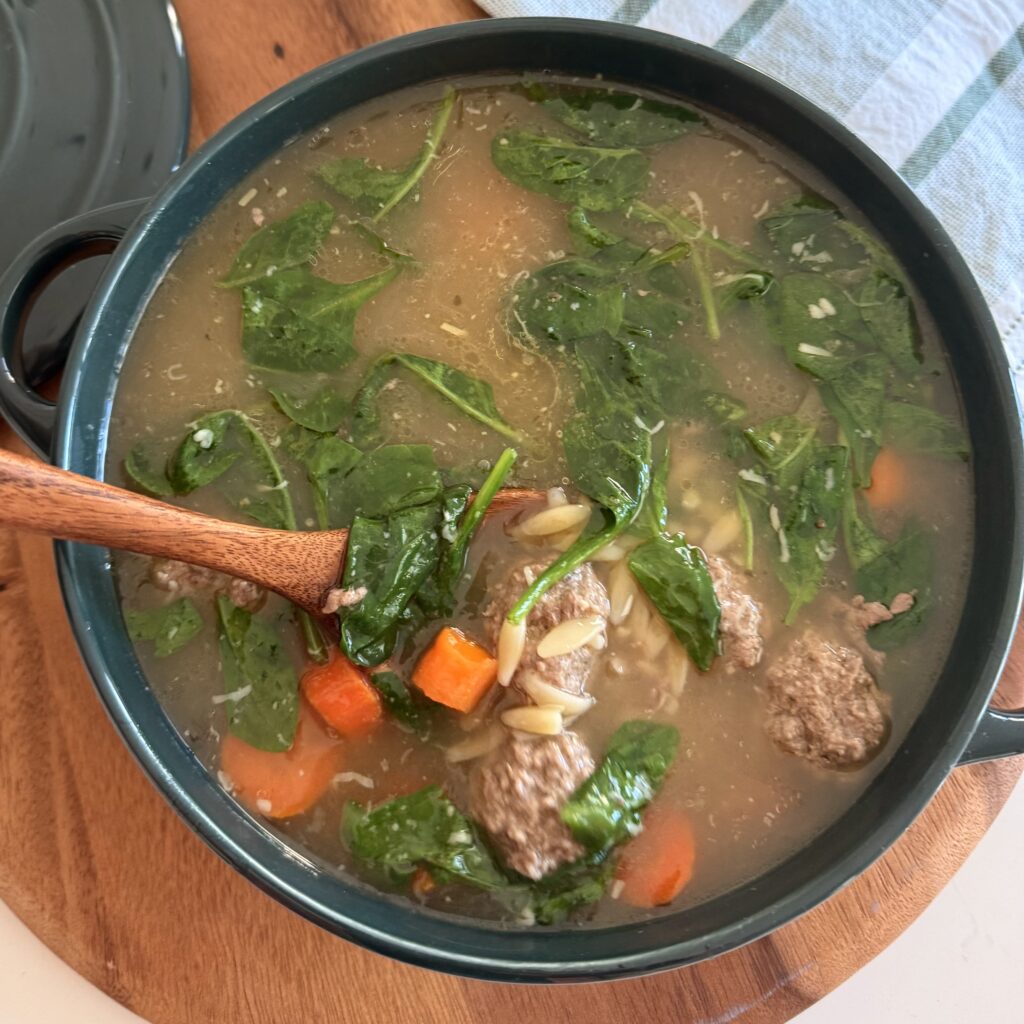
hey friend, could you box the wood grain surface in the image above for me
[1,2,1021,1022]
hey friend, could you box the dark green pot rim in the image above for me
[29,19,1024,980]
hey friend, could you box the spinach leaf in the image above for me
[508,255,626,347]
[529,84,701,148]
[775,444,849,622]
[561,721,679,854]
[771,273,871,374]
[348,357,395,446]
[628,534,721,670]
[882,401,968,458]
[240,263,399,372]
[433,448,517,615]
[269,384,347,433]
[857,524,933,649]
[167,410,292,529]
[124,443,174,497]
[168,411,327,662]
[491,129,650,211]
[760,193,840,259]
[836,220,906,281]
[347,220,418,264]
[507,335,652,624]
[124,598,202,657]
[216,596,299,752]
[338,504,442,666]
[696,387,745,428]
[357,354,521,442]
[638,445,670,536]
[288,431,363,530]
[349,354,521,445]
[566,206,623,251]
[343,444,442,519]
[369,670,433,737]
[342,784,507,890]
[842,488,890,571]
[527,856,615,924]
[716,270,775,310]
[858,272,921,375]
[631,200,772,340]
[316,88,455,221]
[220,200,335,288]
[843,491,932,648]
[743,414,818,488]
[818,353,887,488]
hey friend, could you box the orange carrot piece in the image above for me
[220,703,342,820]
[411,626,498,713]
[301,656,383,737]
[865,447,909,510]
[616,808,696,908]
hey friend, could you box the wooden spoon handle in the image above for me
[0,448,348,611]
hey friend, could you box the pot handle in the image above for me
[958,707,1024,765]
[0,199,150,458]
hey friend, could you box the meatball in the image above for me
[469,731,594,879]
[707,555,764,671]
[150,558,264,611]
[486,560,609,698]
[763,630,891,769]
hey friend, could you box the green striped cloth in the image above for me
[478,0,1024,397]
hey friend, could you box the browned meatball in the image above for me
[469,731,594,880]
[763,630,891,769]
[150,558,264,611]
[707,555,764,671]
[486,560,609,698]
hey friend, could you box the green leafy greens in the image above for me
[220,200,334,288]
[216,596,300,752]
[491,129,650,211]
[342,785,507,889]
[528,83,701,148]
[351,353,522,444]
[562,720,679,854]
[164,410,327,661]
[316,88,456,221]
[627,534,721,670]
[508,335,652,625]
[124,598,202,657]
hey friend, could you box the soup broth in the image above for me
[108,75,971,925]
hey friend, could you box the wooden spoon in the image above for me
[0,448,542,615]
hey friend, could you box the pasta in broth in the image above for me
[108,76,971,925]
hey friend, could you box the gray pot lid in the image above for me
[0,0,189,385]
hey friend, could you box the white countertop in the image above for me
[2,772,1022,1024]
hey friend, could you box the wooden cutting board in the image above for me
[1,2,1021,1021]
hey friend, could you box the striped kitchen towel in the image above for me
[477,0,1024,399]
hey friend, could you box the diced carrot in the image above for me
[411,866,437,898]
[411,626,498,713]
[865,447,909,510]
[615,808,696,908]
[301,656,383,737]
[220,702,342,820]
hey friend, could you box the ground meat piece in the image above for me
[486,560,609,698]
[830,592,916,672]
[764,630,891,769]
[150,558,264,612]
[469,731,594,879]
[707,556,764,671]
[847,592,916,632]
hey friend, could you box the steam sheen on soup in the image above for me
[109,76,971,926]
